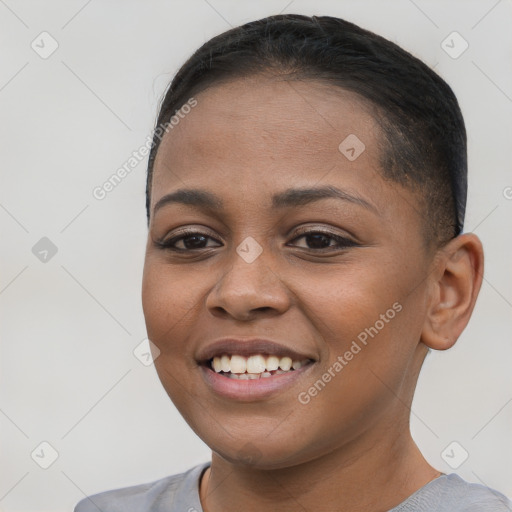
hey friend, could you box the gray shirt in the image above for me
[74,462,512,511]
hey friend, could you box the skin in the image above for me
[141,75,484,512]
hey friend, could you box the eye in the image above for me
[155,229,222,251]
[288,229,358,251]
[154,227,358,253]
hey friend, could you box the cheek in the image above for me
[295,255,426,397]
[141,259,202,365]
[294,259,404,348]
[141,260,208,414]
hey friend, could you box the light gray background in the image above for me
[1,0,511,510]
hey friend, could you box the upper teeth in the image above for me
[211,354,308,374]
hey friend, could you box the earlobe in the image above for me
[421,233,484,351]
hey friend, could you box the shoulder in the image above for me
[441,474,512,511]
[73,462,209,512]
[394,473,512,512]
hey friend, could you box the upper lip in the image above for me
[196,337,316,364]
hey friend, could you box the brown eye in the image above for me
[301,233,334,249]
[289,230,358,251]
[155,230,222,251]
[176,234,210,250]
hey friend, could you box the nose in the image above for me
[205,243,291,322]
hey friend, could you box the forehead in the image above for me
[152,76,383,197]
[149,76,427,250]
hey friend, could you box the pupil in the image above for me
[184,235,207,249]
[307,234,330,249]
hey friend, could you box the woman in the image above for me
[76,13,511,512]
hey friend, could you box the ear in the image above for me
[421,233,484,351]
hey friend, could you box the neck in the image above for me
[199,425,439,512]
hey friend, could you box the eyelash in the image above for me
[154,227,358,253]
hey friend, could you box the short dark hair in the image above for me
[146,14,467,245]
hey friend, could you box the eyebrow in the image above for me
[153,185,378,215]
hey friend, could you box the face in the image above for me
[142,76,434,469]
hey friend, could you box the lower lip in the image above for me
[200,364,314,401]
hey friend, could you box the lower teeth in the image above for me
[226,369,292,380]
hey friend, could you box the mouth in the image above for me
[196,338,316,400]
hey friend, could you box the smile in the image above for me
[210,354,311,380]
[197,337,316,400]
